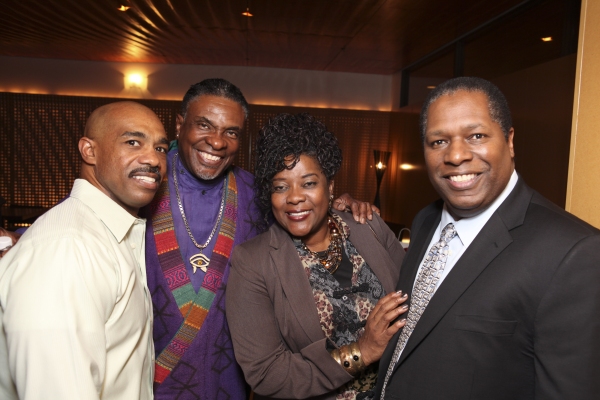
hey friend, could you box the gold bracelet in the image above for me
[330,342,365,377]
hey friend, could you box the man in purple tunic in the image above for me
[144,79,376,399]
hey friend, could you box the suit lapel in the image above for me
[395,178,533,367]
[269,223,325,343]
[377,208,441,376]
[398,210,441,295]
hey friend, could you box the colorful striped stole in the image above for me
[150,170,237,386]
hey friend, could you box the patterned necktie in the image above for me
[380,222,457,398]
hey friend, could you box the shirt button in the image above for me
[131,243,136,249]
[342,295,348,301]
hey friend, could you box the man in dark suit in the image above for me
[376,77,600,399]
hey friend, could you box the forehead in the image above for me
[186,95,245,120]
[426,90,494,131]
[107,108,166,140]
[276,154,323,178]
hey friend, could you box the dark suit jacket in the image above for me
[226,211,404,400]
[376,177,600,400]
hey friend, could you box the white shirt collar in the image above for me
[70,179,144,243]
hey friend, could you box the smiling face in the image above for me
[270,154,334,250]
[176,95,245,181]
[80,102,169,216]
[423,90,515,219]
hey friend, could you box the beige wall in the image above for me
[566,0,600,228]
[0,56,396,111]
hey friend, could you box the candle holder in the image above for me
[373,150,391,210]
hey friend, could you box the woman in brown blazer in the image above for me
[226,113,407,400]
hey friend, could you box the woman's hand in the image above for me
[358,291,409,366]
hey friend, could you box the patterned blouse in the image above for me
[293,213,386,400]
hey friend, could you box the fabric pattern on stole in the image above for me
[145,167,255,400]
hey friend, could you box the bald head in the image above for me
[78,101,169,216]
[84,101,157,140]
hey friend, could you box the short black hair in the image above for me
[180,78,249,119]
[254,113,342,228]
[420,77,512,142]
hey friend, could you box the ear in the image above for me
[79,137,97,165]
[175,114,184,139]
[507,128,515,159]
[328,179,335,196]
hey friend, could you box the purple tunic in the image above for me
[144,149,260,400]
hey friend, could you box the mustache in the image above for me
[129,166,162,181]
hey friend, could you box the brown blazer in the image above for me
[226,211,404,400]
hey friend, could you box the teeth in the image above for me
[288,211,310,216]
[449,174,476,182]
[134,176,156,183]
[201,151,221,161]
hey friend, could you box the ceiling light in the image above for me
[117,5,130,11]
[541,37,552,42]
[427,85,436,89]
[400,164,415,170]
[242,7,253,17]
[124,73,147,90]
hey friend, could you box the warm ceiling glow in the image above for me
[242,8,253,17]
[117,5,130,11]
[541,36,552,42]
[427,85,436,89]
[400,163,415,170]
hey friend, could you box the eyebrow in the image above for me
[427,123,486,137]
[194,116,242,131]
[122,130,169,145]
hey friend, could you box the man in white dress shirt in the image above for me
[0,101,169,399]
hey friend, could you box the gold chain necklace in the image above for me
[302,217,343,274]
[172,153,225,273]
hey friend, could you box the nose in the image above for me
[286,185,305,205]
[206,132,226,150]
[138,145,162,170]
[444,140,473,166]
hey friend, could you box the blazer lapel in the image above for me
[269,223,325,343]
[377,208,441,375]
[395,178,533,367]
[398,210,441,295]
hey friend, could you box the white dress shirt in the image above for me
[0,179,154,400]
[415,170,519,293]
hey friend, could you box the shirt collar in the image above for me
[440,169,518,248]
[70,179,143,243]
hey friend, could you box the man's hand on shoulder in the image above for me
[333,193,380,224]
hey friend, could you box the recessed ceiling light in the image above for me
[242,7,253,17]
[541,37,552,42]
[427,85,436,89]
[117,5,130,11]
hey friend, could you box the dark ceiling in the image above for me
[0,0,544,75]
